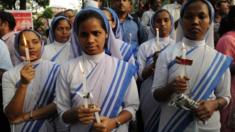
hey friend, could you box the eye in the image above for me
[92,31,101,37]
[80,32,88,37]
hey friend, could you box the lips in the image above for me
[190,28,201,34]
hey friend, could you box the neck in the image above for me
[118,12,128,22]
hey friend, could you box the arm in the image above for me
[93,78,140,131]
[10,103,57,124]
[195,69,231,122]
[4,64,35,120]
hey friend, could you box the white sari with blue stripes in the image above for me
[56,52,139,132]
[152,37,232,132]
[137,36,174,132]
[2,59,60,132]
[42,41,73,64]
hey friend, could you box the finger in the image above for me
[79,117,95,123]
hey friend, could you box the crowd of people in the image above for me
[0,0,235,132]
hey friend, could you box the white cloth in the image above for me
[2,59,62,132]
[56,52,139,132]
[141,9,155,35]
[0,40,13,70]
[162,2,182,23]
[42,41,72,64]
[152,37,231,132]
[137,37,175,79]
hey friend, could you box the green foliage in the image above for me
[41,7,53,19]
[36,0,49,8]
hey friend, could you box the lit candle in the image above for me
[22,34,30,63]
[156,28,159,46]
[78,61,89,108]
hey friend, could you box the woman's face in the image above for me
[19,31,42,61]
[102,10,116,29]
[182,1,211,40]
[154,11,172,37]
[64,11,75,25]
[54,19,71,43]
[78,17,107,55]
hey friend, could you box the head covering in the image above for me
[102,7,123,40]
[72,7,110,57]
[71,7,127,59]
[148,9,175,40]
[48,16,71,43]
[14,29,44,62]
[176,0,215,48]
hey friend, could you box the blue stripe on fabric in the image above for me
[123,45,134,62]
[167,46,197,70]
[162,109,182,131]
[173,112,193,132]
[160,44,170,52]
[110,64,134,117]
[121,45,129,57]
[194,54,223,99]
[39,65,60,106]
[34,65,57,109]
[120,43,125,52]
[51,46,66,62]
[101,61,121,114]
[201,56,232,100]
[31,120,44,132]
[103,62,126,116]
[145,107,161,132]
[36,65,59,108]
[191,53,219,95]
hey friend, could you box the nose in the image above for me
[160,20,166,26]
[192,16,200,24]
[27,41,34,49]
[87,34,95,44]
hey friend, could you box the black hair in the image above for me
[0,11,16,31]
[75,10,107,33]
[180,0,213,22]
[218,6,235,36]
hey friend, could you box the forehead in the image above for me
[57,20,70,26]
[21,31,39,39]
[184,1,210,15]
[79,17,103,30]
[155,11,171,19]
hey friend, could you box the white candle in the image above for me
[89,93,101,123]
[156,28,159,46]
[79,61,89,108]
[129,33,132,44]
[180,42,187,78]
[22,34,30,63]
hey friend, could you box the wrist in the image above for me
[215,99,223,110]
[114,117,121,128]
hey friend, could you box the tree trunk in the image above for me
[20,0,26,10]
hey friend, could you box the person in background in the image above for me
[137,9,175,132]
[64,9,76,26]
[111,0,148,48]
[162,0,187,27]
[0,11,17,65]
[213,0,230,46]
[141,0,163,34]
[0,40,13,111]
[216,6,235,132]
[42,16,73,64]
[101,7,136,65]
[56,7,139,132]
[152,0,231,131]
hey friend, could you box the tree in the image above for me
[36,0,49,8]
